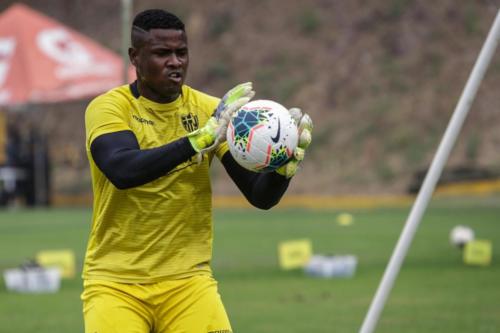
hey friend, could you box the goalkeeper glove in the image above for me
[276,108,313,178]
[187,82,255,157]
[187,117,218,153]
[213,82,255,144]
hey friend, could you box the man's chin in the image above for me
[163,88,182,99]
[164,81,183,92]
[157,83,183,101]
[138,80,182,103]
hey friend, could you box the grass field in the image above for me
[0,196,499,333]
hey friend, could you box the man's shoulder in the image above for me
[88,84,134,108]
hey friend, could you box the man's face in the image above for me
[130,29,189,103]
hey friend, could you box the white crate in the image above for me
[3,267,61,293]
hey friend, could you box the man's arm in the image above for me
[89,82,255,190]
[90,130,196,189]
[221,151,291,210]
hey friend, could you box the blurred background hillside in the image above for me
[0,0,499,204]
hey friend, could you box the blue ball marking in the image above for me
[233,110,260,138]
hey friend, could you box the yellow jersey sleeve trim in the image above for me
[215,141,229,160]
[85,94,132,148]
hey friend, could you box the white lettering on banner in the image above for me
[0,38,16,87]
[37,28,92,65]
[37,28,117,79]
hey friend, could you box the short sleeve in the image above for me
[85,94,132,149]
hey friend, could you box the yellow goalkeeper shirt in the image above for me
[83,83,228,283]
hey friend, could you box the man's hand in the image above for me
[187,82,255,158]
[214,82,255,143]
[187,117,218,153]
[276,108,313,178]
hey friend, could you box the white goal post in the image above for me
[360,9,500,333]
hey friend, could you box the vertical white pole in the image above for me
[360,9,500,333]
[121,0,133,84]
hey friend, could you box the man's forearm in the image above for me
[221,152,290,209]
[90,130,196,189]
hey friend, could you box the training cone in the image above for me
[336,213,354,226]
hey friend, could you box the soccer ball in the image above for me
[449,225,475,248]
[226,99,299,172]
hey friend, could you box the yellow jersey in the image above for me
[83,83,228,283]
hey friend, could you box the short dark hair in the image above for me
[132,9,185,32]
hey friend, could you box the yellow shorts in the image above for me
[81,275,232,333]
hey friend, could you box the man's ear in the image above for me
[128,47,137,67]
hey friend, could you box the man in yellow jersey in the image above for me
[82,8,312,333]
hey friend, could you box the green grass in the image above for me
[0,197,499,332]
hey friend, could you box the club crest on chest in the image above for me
[181,113,199,132]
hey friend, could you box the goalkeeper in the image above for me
[82,8,312,333]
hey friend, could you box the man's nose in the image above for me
[167,54,182,67]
